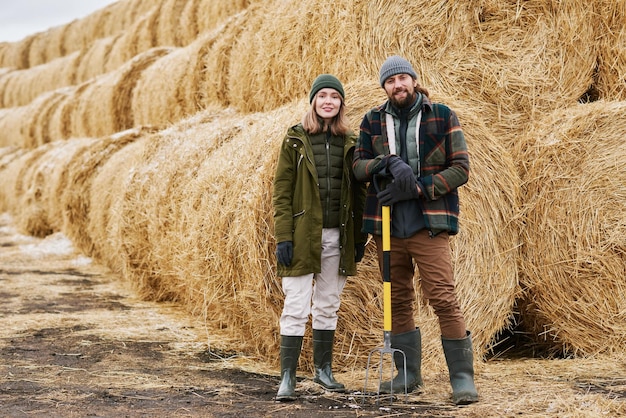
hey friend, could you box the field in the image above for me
[1,213,625,418]
[1,1,626,416]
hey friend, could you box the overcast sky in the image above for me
[0,0,118,43]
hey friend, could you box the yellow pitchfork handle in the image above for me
[382,205,392,334]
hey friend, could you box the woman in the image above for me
[272,74,367,401]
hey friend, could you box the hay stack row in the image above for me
[0,0,625,369]
[1,0,625,150]
[0,0,254,109]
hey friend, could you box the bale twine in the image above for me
[518,100,626,357]
[72,47,172,138]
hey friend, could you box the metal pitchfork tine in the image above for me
[362,199,409,406]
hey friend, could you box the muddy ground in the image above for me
[1,213,625,417]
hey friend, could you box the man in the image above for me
[352,55,478,405]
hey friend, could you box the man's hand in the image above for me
[386,155,415,193]
[377,181,420,206]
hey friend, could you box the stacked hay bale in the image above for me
[0,0,155,69]
[519,101,626,356]
[0,0,625,367]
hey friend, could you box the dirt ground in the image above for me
[1,212,625,418]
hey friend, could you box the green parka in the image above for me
[273,123,367,277]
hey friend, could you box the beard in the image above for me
[389,88,417,109]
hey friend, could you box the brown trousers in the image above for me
[374,229,466,339]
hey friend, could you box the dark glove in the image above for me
[276,241,293,266]
[377,180,419,206]
[355,242,365,263]
[386,155,415,193]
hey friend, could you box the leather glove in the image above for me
[355,242,365,263]
[276,241,293,266]
[386,155,415,193]
[377,180,419,206]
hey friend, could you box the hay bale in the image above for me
[227,0,368,113]
[75,35,121,84]
[593,1,626,101]
[131,32,220,127]
[105,6,161,73]
[72,47,172,138]
[15,138,97,237]
[88,133,152,274]
[0,146,27,211]
[0,143,55,235]
[519,100,626,357]
[0,104,31,148]
[59,129,148,258]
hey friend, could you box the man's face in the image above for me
[383,73,417,108]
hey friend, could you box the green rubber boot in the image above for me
[312,329,345,392]
[442,330,479,405]
[379,328,423,394]
[276,335,302,401]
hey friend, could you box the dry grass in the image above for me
[518,100,626,357]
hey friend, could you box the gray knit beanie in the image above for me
[379,55,418,87]
[309,74,345,103]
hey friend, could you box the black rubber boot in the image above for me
[442,330,479,405]
[312,329,345,392]
[276,335,303,401]
[379,328,423,394]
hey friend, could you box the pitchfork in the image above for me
[362,200,408,406]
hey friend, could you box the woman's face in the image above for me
[314,88,342,122]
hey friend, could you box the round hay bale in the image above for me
[0,142,55,235]
[88,132,153,274]
[60,129,148,258]
[28,89,74,147]
[0,145,27,211]
[47,85,81,142]
[197,9,252,108]
[227,0,368,113]
[17,138,97,237]
[75,35,121,83]
[131,33,219,127]
[519,100,626,357]
[105,6,161,73]
[593,1,626,101]
[153,0,189,47]
[72,47,172,138]
[0,104,31,148]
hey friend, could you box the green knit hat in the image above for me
[309,74,345,103]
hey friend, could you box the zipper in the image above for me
[324,130,331,224]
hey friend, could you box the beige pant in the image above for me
[374,229,466,339]
[280,228,347,336]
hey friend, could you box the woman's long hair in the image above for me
[302,94,351,136]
